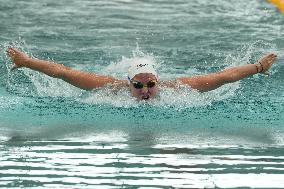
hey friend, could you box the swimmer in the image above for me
[6,48,277,100]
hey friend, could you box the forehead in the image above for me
[132,73,157,81]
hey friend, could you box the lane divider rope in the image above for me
[268,0,284,13]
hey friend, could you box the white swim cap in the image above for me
[128,61,158,81]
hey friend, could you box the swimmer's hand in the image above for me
[6,48,31,71]
[255,53,277,75]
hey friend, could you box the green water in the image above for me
[0,0,284,188]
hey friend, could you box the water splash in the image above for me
[102,43,160,79]
[0,39,83,97]
[5,41,278,109]
[80,44,239,108]
[225,40,278,67]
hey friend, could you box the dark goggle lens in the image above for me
[147,81,156,88]
[132,80,156,89]
[133,82,144,89]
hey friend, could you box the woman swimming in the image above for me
[6,48,277,100]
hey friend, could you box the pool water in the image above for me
[0,0,284,188]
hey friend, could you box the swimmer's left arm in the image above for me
[177,53,277,92]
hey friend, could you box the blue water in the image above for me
[1,0,284,188]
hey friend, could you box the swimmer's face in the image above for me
[129,73,159,100]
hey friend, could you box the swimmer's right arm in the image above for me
[6,48,125,90]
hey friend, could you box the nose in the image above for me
[140,86,148,93]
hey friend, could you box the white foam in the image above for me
[77,80,239,109]
[79,45,239,108]
[2,42,240,108]
[102,44,160,79]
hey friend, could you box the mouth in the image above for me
[141,95,150,100]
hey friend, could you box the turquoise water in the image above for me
[1,0,284,188]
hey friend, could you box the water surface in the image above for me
[0,0,284,188]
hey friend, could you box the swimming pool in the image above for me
[0,0,284,188]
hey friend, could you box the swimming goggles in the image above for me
[130,80,157,89]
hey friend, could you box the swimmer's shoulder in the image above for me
[103,79,128,94]
[112,79,129,88]
[159,80,180,88]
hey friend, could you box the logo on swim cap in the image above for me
[137,63,147,68]
[128,61,158,81]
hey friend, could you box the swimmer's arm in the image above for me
[177,64,258,92]
[6,48,125,90]
[176,53,277,92]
